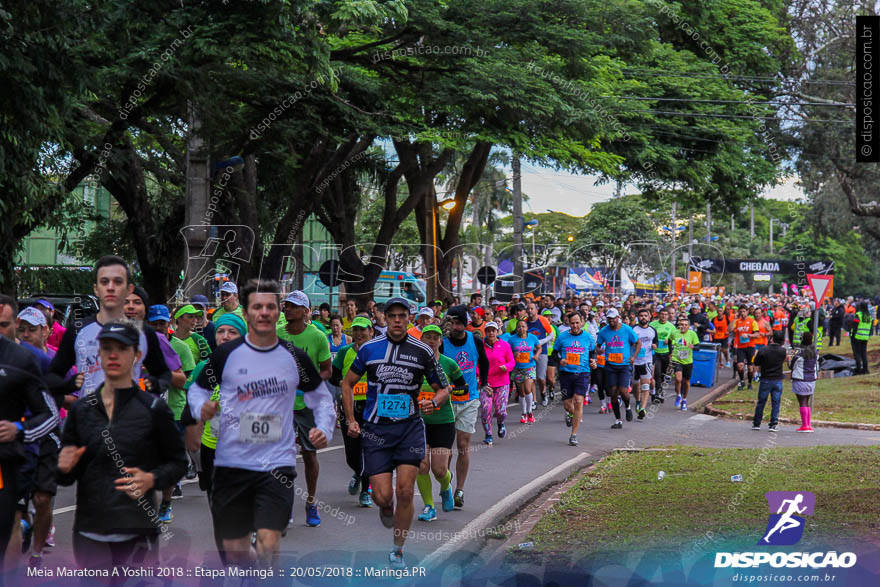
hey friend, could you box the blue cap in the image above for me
[191,294,210,308]
[147,304,171,323]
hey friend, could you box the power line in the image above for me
[619,69,855,86]
[611,109,853,123]
[602,96,854,107]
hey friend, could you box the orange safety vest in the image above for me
[712,315,728,339]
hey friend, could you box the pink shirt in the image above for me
[47,322,66,349]
[484,338,515,387]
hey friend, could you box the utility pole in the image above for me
[769,218,774,254]
[670,202,677,293]
[688,213,694,261]
[183,102,210,302]
[513,154,524,295]
[706,202,711,242]
[750,203,755,241]
[731,214,734,232]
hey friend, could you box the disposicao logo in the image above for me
[714,491,857,569]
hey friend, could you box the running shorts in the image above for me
[451,398,479,434]
[559,371,590,400]
[211,466,296,539]
[713,337,728,349]
[603,364,632,390]
[362,418,425,476]
[294,407,317,452]
[735,347,755,364]
[547,353,560,368]
[513,367,536,383]
[535,353,548,380]
[424,421,456,449]
[633,363,651,379]
[672,362,694,380]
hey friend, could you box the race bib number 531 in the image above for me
[239,413,282,444]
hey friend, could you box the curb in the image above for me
[704,404,880,431]
[420,452,592,571]
[689,378,738,412]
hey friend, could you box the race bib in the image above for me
[739,335,749,344]
[450,386,469,403]
[608,353,623,363]
[516,351,530,364]
[418,389,435,403]
[658,340,667,349]
[353,381,368,397]
[703,334,710,342]
[377,394,411,418]
[566,353,581,366]
[637,348,646,358]
[677,349,689,360]
[596,354,606,366]
[239,413,282,444]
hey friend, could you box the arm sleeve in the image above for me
[474,337,489,387]
[187,353,222,422]
[143,328,172,395]
[294,347,335,442]
[424,353,450,389]
[45,325,79,397]
[19,360,59,443]
[148,399,188,490]
[537,318,554,346]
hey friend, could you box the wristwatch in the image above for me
[431,399,438,409]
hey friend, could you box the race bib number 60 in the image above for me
[239,413,282,444]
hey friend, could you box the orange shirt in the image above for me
[407,325,423,340]
[467,322,486,338]
[754,318,771,345]
[712,315,728,339]
[732,317,759,348]
[772,309,787,330]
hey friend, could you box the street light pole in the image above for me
[512,154,524,295]
[671,202,676,293]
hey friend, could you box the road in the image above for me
[9,364,880,585]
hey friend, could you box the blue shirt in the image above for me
[596,324,639,367]
[526,318,552,353]
[20,342,52,374]
[509,334,541,369]
[350,334,448,424]
[443,332,480,403]
[553,330,595,374]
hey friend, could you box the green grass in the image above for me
[713,373,880,425]
[522,446,880,556]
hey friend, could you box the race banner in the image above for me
[688,258,834,275]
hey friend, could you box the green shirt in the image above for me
[333,343,367,400]
[650,320,677,355]
[669,330,700,364]
[185,360,220,449]
[168,335,196,420]
[212,304,244,323]
[421,354,460,425]
[277,323,332,410]
[179,332,211,365]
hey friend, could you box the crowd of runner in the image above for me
[0,255,873,574]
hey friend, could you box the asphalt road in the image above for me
[9,364,880,585]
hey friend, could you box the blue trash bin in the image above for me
[690,343,719,387]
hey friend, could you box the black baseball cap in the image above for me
[97,321,140,348]
[446,305,469,324]
[385,297,411,313]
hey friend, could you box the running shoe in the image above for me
[754,373,760,382]
[611,420,623,429]
[795,426,814,433]
[379,506,395,528]
[541,393,549,407]
[747,383,753,390]
[738,381,745,390]
[483,435,493,445]
[599,405,607,414]
[638,408,646,420]
[625,408,633,422]
[768,424,779,432]
[348,474,361,495]
[680,399,687,411]
[418,505,437,522]
[251,532,257,547]
[28,554,43,569]
[359,491,373,507]
[306,504,321,527]
[158,503,173,524]
[752,424,761,430]
[185,463,197,480]
[674,395,682,408]
[171,483,183,500]
[45,525,55,548]
[389,549,405,569]
[520,415,527,424]
[725,361,731,368]
[527,413,535,424]
[20,519,32,554]
[454,489,464,508]
[440,488,454,512]
[498,423,507,438]
[584,396,589,406]
[568,435,578,446]
[565,412,573,427]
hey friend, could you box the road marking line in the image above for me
[420,451,591,570]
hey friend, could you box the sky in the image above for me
[518,161,806,217]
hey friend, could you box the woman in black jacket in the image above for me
[57,320,186,571]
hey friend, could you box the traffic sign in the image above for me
[318,260,341,287]
[476,266,496,285]
[806,274,833,305]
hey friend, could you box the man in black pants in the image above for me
[829,300,844,348]
[0,295,58,572]
[752,331,788,432]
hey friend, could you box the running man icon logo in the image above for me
[760,491,816,546]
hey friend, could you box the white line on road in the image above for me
[52,445,346,516]
[420,451,592,571]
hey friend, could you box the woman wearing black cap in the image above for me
[57,319,187,572]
